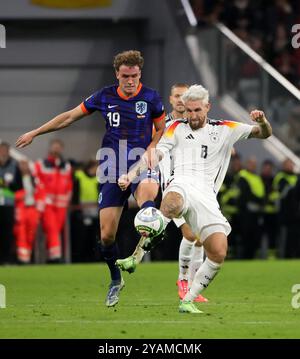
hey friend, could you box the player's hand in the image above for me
[250,110,266,124]
[15,131,35,148]
[118,174,130,191]
[145,144,156,169]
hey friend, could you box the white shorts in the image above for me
[163,180,231,243]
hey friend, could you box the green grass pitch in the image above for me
[0,260,299,339]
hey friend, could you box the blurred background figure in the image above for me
[280,107,300,156]
[71,160,99,262]
[237,156,265,259]
[0,142,23,264]
[273,158,297,194]
[274,158,298,257]
[280,175,300,258]
[260,159,278,258]
[14,160,40,264]
[219,152,243,258]
[35,139,72,263]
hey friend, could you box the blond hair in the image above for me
[181,84,209,104]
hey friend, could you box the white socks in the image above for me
[178,237,194,280]
[183,258,222,301]
[188,245,204,287]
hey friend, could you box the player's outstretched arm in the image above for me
[16,105,88,148]
[248,110,272,139]
[146,117,165,169]
[118,150,164,191]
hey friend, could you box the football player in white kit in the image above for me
[118,84,272,313]
[160,84,208,303]
[116,83,207,303]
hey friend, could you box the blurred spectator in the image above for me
[14,160,40,264]
[71,160,99,262]
[274,50,298,85]
[260,159,279,256]
[280,175,300,257]
[273,157,297,193]
[221,0,259,32]
[270,23,291,58]
[237,156,265,258]
[265,0,295,38]
[219,152,243,258]
[280,106,300,156]
[0,142,23,264]
[192,0,300,88]
[35,139,72,263]
[273,158,298,257]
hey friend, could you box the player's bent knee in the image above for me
[161,192,184,218]
[135,182,159,207]
[202,228,228,263]
[100,230,116,246]
[208,249,227,263]
[205,244,227,263]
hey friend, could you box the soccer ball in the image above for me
[134,207,164,238]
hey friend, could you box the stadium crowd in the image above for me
[1,139,299,265]
[191,0,300,89]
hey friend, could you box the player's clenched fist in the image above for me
[250,110,266,124]
[118,174,130,191]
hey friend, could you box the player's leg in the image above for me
[135,179,159,209]
[188,239,203,285]
[116,174,160,272]
[180,228,227,313]
[116,189,182,273]
[176,221,208,302]
[131,190,184,257]
[98,182,131,307]
[132,190,184,254]
[100,206,125,307]
[176,221,195,299]
[188,239,208,303]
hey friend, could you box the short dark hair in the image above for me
[113,50,144,71]
[170,83,190,94]
[262,159,274,167]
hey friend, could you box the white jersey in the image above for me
[159,113,187,191]
[157,118,253,195]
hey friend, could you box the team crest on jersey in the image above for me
[209,129,219,143]
[135,101,147,115]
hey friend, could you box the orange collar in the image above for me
[117,82,142,100]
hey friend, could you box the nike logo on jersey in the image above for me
[108,104,119,109]
[185,134,195,139]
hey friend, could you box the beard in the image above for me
[188,117,206,130]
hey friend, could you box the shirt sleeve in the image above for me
[81,90,103,114]
[156,121,180,157]
[227,121,253,145]
[151,90,165,122]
